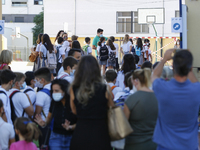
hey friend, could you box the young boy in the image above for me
[82,37,92,55]
[105,70,122,97]
[56,37,65,74]
[57,56,78,83]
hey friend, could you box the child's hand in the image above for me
[34,114,46,127]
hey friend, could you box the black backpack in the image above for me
[99,45,109,61]
[109,51,116,62]
[56,45,62,63]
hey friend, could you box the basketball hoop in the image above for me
[147,21,155,27]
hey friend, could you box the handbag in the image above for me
[108,106,133,141]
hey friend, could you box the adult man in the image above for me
[152,49,200,150]
[92,28,108,58]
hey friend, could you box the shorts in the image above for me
[99,60,107,65]
[107,59,116,67]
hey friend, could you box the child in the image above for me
[106,39,116,70]
[10,117,40,150]
[57,56,78,83]
[147,43,152,62]
[56,37,65,74]
[82,37,92,55]
[105,70,122,97]
[143,39,150,61]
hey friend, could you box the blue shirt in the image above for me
[153,78,200,150]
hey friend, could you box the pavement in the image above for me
[10,61,34,73]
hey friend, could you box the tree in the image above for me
[32,11,44,45]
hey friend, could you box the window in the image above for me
[15,17,24,22]
[2,0,5,5]
[34,0,43,5]
[116,11,149,33]
[175,10,180,17]
[2,17,5,21]
[12,2,27,7]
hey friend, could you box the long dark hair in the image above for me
[121,54,136,74]
[72,40,81,49]
[42,34,54,53]
[72,55,102,105]
[106,39,116,50]
[36,33,43,44]
[51,79,70,101]
[55,30,64,42]
[98,37,105,46]
[136,38,143,50]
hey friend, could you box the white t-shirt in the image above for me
[121,41,132,53]
[115,71,125,90]
[35,83,52,120]
[143,44,148,58]
[40,44,47,57]
[148,48,152,61]
[23,86,36,113]
[86,44,92,55]
[113,43,119,58]
[57,72,74,83]
[36,43,42,52]
[63,41,70,57]
[107,83,123,98]
[0,117,15,150]
[56,44,65,63]
[8,89,31,118]
[0,87,12,124]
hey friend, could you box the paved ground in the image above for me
[10,61,34,73]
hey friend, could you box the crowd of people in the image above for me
[0,28,199,150]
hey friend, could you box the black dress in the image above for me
[70,83,112,150]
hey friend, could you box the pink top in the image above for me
[10,141,37,150]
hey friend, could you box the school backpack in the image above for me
[56,45,62,63]
[24,88,36,105]
[82,45,89,54]
[46,50,57,70]
[109,51,116,62]
[99,45,109,61]
[135,46,141,56]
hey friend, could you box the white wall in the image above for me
[44,0,180,38]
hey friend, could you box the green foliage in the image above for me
[32,12,44,45]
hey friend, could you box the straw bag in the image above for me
[29,53,37,62]
[108,106,133,141]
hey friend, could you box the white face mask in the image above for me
[177,42,180,45]
[35,80,43,88]
[52,93,64,102]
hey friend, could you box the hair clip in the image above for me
[23,121,32,125]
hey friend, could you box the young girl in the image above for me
[106,39,116,70]
[10,117,40,150]
[135,38,143,66]
[120,34,132,56]
[0,50,13,70]
[147,43,152,62]
[97,37,108,76]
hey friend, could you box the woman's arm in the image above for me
[70,87,77,115]
[34,112,52,127]
[105,85,115,107]
[120,47,124,55]
[129,45,132,53]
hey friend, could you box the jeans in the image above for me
[49,131,72,150]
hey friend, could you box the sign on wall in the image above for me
[0,20,5,34]
[171,17,182,33]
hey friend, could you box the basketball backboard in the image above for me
[138,8,165,24]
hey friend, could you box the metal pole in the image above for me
[179,0,182,48]
[152,24,158,62]
[74,0,76,35]
[18,33,28,61]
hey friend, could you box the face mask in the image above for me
[177,42,180,45]
[100,34,103,37]
[20,82,27,90]
[70,69,76,76]
[52,93,64,102]
[35,80,44,88]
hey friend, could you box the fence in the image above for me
[8,46,31,61]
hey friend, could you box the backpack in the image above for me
[24,88,36,105]
[56,45,62,63]
[135,46,141,56]
[82,45,89,54]
[40,88,51,97]
[9,90,20,123]
[109,51,116,62]
[99,45,109,61]
[46,50,57,70]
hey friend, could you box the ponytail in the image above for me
[132,68,151,87]
[14,117,41,142]
[106,39,115,50]
[98,37,105,46]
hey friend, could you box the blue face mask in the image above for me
[70,69,76,76]
[20,82,27,90]
[100,34,103,37]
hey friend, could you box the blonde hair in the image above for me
[132,68,151,87]
[123,34,129,44]
[0,50,13,64]
[14,117,41,142]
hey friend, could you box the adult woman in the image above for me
[55,30,64,46]
[120,34,132,55]
[32,33,43,71]
[115,54,136,90]
[35,79,77,150]
[39,34,56,74]
[0,99,15,150]
[0,50,12,70]
[135,38,144,66]
[124,69,158,150]
[68,55,114,150]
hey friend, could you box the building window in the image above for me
[2,0,5,5]
[2,17,5,21]
[116,11,149,33]
[12,2,27,7]
[175,10,180,17]
[34,0,43,5]
[15,17,24,22]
